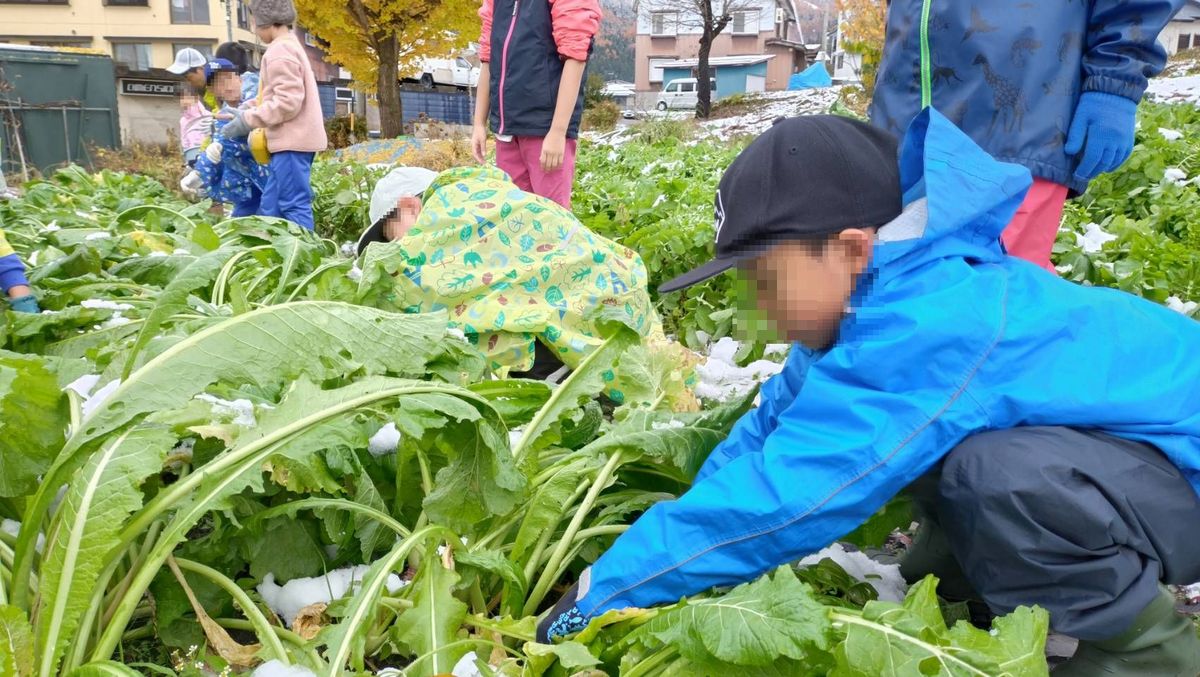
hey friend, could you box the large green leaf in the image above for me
[509,456,603,574]
[0,606,33,677]
[391,558,470,677]
[425,420,527,534]
[13,302,448,610]
[831,576,1050,677]
[631,566,833,670]
[92,379,491,660]
[35,426,176,677]
[0,352,68,497]
[121,247,237,377]
[511,322,641,459]
[321,527,447,672]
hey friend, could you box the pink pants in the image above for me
[495,136,578,209]
[1001,178,1069,273]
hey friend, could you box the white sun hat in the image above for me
[167,48,208,75]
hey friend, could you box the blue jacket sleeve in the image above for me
[1083,0,1184,101]
[692,345,814,484]
[577,335,993,618]
[0,253,29,294]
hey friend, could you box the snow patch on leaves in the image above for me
[258,565,408,626]
[798,543,907,603]
[252,660,317,677]
[81,379,121,419]
[80,299,133,312]
[195,393,259,427]
[694,337,784,402]
[367,421,402,456]
[1075,222,1118,254]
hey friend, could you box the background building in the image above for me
[633,0,811,102]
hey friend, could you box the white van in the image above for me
[656,78,717,110]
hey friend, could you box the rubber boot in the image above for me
[1054,586,1200,676]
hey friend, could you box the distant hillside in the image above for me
[592,0,636,81]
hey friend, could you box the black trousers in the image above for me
[919,427,1200,640]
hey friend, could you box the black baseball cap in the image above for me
[658,115,902,293]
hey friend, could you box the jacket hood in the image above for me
[872,109,1032,275]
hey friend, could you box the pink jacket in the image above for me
[179,101,210,151]
[243,35,328,154]
[478,0,601,63]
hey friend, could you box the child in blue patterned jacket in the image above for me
[180,59,269,216]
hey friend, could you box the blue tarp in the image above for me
[788,63,833,90]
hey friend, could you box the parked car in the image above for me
[408,56,480,89]
[656,78,717,111]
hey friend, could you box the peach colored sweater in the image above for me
[243,35,328,154]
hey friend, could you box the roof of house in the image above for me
[1174,0,1200,20]
[658,54,776,69]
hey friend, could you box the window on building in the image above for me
[172,42,212,58]
[650,11,679,37]
[648,57,673,83]
[170,0,210,25]
[1179,33,1192,52]
[303,30,320,47]
[730,10,759,35]
[104,0,150,6]
[112,42,153,71]
[237,0,251,29]
[0,0,69,4]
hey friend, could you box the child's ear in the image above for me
[836,229,874,275]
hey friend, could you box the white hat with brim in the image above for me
[356,167,438,256]
[167,48,208,75]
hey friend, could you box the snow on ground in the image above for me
[799,543,908,603]
[1146,76,1200,105]
[700,88,843,140]
[65,373,101,398]
[368,422,402,456]
[586,88,845,146]
[1183,582,1200,604]
[1159,127,1185,141]
[258,565,408,626]
[693,337,785,402]
[252,661,317,677]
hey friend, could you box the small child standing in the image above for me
[180,59,270,217]
[221,0,327,231]
[168,48,215,168]
[178,89,211,169]
[472,0,601,209]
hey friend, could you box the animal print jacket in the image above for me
[870,0,1184,194]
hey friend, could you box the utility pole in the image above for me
[225,0,234,43]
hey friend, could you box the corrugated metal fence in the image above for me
[400,90,474,126]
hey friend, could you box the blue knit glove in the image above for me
[1065,92,1138,182]
[9,294,39,314]
[536,581,589,643]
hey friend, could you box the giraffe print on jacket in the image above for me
[973,54,1025,135]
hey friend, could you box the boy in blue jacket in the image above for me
[871,0,1184,272]
[537,113,1200,675]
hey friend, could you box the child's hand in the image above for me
[206,142,223,164]
[216,111,235,121]
[541,131,566,173]
[471,125,488,164]
[180,171,204,199]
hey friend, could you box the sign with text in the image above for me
[121,79,176,97]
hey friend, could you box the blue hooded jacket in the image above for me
[869,0,1184,194]
[575,109,1200,619]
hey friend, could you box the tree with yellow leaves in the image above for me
[834,0,885,94]
[293,0,478,137]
